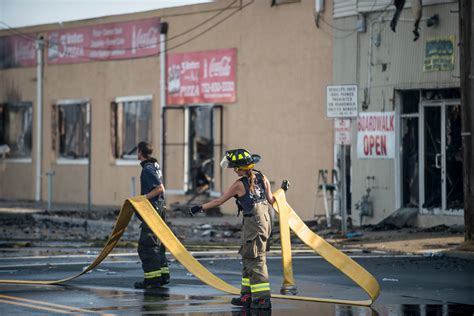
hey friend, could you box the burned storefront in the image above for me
[0,0,334,219]
[332,0,463,227]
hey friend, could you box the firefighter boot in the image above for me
[230,293,252,308]
[134,277,163,289]
[250,297,272,310]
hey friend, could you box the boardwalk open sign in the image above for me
[326,85,358,118]
[357,112,395,159]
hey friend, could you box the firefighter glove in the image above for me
[189,205,203,216]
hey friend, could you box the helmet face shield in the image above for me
[220,156,230,168]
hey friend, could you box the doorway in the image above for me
[421,101,463,214]
[400,89,463,215]
[162,105,223,196]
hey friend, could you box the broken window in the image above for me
[54,102,90,159]
[402,117,419,207]
[162,105,223,195]
[111,97,152,159]
[401,91,419,208]
[0,102,32,158]
[189,106,214,193]
[445,105,463,209]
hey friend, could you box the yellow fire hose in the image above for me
[271,189,380,305]
[0,190,380,306]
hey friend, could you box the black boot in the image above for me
[231,293,252,308]
[250,297,272,310]
[134,277,163,289]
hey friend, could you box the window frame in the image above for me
[53,99,91,163]
[112,95,153,164]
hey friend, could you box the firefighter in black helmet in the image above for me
[189,149,274,310]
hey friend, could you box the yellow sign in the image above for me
[424,36,456,72]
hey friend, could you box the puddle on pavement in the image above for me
[376,304,474,315]
[79,287,370,315]
[7,285,474,315]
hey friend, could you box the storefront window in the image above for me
[0,102,33,159]
[111,97,152,159]
[56,102,90,159]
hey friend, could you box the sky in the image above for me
[0,0,212,29]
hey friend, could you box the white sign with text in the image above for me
[357,112,395,159]
[326,85,358,118]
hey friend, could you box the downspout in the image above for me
[35,36,44,201]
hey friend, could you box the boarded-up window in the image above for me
[0,101,32,158]
[111,97,152,159]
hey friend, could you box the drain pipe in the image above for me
[35,36,44,201]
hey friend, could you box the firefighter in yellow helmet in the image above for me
[189,149,274,310]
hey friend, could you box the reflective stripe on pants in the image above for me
[144,269,162,279]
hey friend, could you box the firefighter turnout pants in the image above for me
[239,202,272,299]
[138,206,169,283]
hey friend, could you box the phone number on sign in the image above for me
[201,81,234,93]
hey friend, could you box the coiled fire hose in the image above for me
[0,189,380,306]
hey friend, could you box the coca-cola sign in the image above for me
[167,48,237,105]
[47,18,160,64]
[0,34,36,69]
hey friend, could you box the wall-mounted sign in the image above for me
[167,48,236,105]
[326,85,358,118]
[47,18,160,64]
[335,119,351,145]
[423,36,455,72]
[0,34,36,69]
[357,112,395,159]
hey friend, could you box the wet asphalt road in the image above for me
[0,253,473,315]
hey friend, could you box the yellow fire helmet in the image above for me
[220,149,261,170]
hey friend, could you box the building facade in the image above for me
[0,0,334,220]
[332,0,463,226]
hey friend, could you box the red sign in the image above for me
[167,48,236,105]
[0,35,36,69]
[47,18,160,64]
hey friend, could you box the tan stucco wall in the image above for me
[0,0,333,220]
